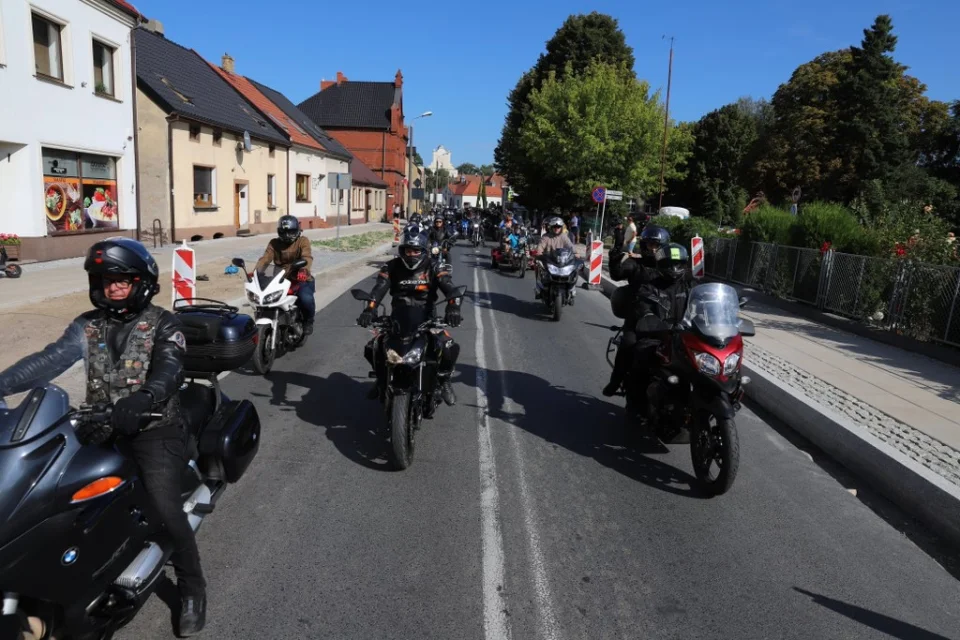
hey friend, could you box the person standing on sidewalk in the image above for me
[393,203,401,221]
[569,212,580,244]
[623,215,638,253]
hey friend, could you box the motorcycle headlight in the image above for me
[263,291,283,304]
[723,352,742,376]
[547,264,562,275]
[246,291,260,304]
[386,349,404,365]
[557,264,576,276]
[402,346,424,365]
[695,352,721,376]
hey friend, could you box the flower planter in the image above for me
[1,245,20,261]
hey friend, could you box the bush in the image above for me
[790,201,864,253]
[741,205,792,244]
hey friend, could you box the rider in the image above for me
[534,216,577,299]
[357,226,463,405]
[0,238,207,636]
[602,225,672,400]
[254,215,316,335]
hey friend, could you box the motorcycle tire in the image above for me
[690,415,740,496]
[388,391,414,470]
[553,290,563,321]
[252,325,276,374]
[290,320,307,349]
[4,264,22,279]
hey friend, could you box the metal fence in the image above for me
[704,238,960,348]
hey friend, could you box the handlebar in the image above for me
[74,405,164,424]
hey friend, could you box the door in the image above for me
[234,182,249,228]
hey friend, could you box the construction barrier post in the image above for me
[172,239,196,308]
[585,239,603,290]
[691,234,705,280]
[393,219,401,245]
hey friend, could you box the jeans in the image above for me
[296,279,316,325]
[123,425,205,597]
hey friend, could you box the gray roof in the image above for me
[246,78,353,161]
[297,82,398,130]
[134,28,289,146]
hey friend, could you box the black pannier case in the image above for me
[174,299,256,373]
[198,399,260,483]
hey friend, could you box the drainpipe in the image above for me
[130,25,142,242]
[167,114,178,243]
[380,131,386,180]
[286,142,290,224]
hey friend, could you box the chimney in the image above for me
[221,53,235,74]
[143,18,164,35]
[321,78,334,90]
[336,71,347,86]
[394,69,403,88]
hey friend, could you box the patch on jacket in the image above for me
[168,331,187,352]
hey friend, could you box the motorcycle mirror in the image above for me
[739,296,749,309]
[231,257,245,268]
[351,289,374,302]
[738,318,756,337]
[292,258,308,270]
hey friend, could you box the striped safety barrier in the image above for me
[172,240,196,308]
[691,235,704,279]
[587,239,603,289]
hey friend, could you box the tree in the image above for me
[480,164,495,176]
[414,151,424,166]
[478,176,488,208]
[518,61,689,204]
[425,168,450,192]
[456,162,480,175]
[495,12,636,208]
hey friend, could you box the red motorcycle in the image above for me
[607,282,754,495]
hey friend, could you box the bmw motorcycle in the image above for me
[537,246,581,321]
[352,287,466,470]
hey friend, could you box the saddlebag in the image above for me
[176,302,256,373]
[198,399,260,483]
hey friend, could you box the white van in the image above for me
[658,206,690,220]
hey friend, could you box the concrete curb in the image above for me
[595,272,960,547]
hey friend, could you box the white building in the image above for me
[430,144,458,177]
[0,0,141,261]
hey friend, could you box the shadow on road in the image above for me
[793,587,953,640]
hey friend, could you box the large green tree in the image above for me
[456,162,480,175]
[518,61,691,203]
[495,12,635,208]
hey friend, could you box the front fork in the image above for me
[255,311,279,351]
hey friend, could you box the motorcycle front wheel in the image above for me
[519,257,526,278]
[553,290,563,321]
[252,325,276,374]
[4,264,22,278]
[388,391,414,470]
[690,415,740,495]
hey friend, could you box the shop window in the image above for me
[189,125,201,141]
[42,148,119,235]
[295,174,310,203]
[92,39,115,97]
[32,13,63,81]
[193,166,216,208]
[267,174,276,207]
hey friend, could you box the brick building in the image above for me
[298,71,408,220]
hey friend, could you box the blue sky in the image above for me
[135,0,958,167]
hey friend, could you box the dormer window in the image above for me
[212,129,222,146]
[189,125,201,141]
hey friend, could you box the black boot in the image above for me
[178,593,206,637]
[602,380,621,397]
[439,379,456,406]
[303,323,314,336]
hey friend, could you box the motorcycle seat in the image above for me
[180,382,216,439]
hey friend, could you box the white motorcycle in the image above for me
[232,257,308,374]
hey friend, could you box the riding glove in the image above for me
[358,309,376,328]
[112,391,154,436]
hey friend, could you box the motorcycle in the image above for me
[231,257,307,375]
[605,282,754,495]
[0,246,22,279]
[537,246,581,321]
[471,219,483,248]
[491,233,528,278]
[351,287,467,470]
[0,300,260,638]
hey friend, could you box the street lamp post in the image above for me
[408,111,432,217]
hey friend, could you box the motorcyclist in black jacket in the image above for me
[358,226,463,406]
[0,238,207,636]
[603,225,673,399]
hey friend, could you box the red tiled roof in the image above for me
[449,174,502,198]
[210,63,327,152]
[109,0,141,17]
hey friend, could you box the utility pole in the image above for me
[657,36,675,212]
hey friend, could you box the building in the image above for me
[0,0,141,261]
[134,24,290,242]
[298,70,408,220]
[446,175,503,209]
[430,145,457,177]
[350,159,388,223]
[211,54,354,230]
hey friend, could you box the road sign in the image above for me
[606,189,623,201]
[592,186,606,204]
[414,178,422,189]
[412,188,425,200]
[327,172,351,190]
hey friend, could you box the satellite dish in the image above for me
[243,131,252,152]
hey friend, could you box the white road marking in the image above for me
[473,266,512,640]
[480,267,562,640]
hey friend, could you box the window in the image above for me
[267,174,276,207]
[42,148,119,235]
[92,40,115,97]
[193,166,215,208]
[189,125,201,141]
[32,13,63,81]
[213,129,222,146]
[295,174,310,203]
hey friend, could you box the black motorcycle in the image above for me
[352,287,466,470]
[537,246,581,321]
[0,246,22,279]
[471,219,483,248]
[0,301,260,638]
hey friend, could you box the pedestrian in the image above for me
[569,212,580,245]
[393,203,401,221]
[623,215,638,253]
[612,216,626,254]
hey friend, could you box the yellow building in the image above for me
[134,24,290,243]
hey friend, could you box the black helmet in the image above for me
[85,237,160,319]
[639,225,670,258]
[658,243,689,281]
[277,215,301,245]
[410,213,423,225]
[433,214,444,226]
[398,226,429,270]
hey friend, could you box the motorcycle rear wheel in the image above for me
[519,258,526,278]
[252,325,276,374]
[388,392,414,470]
[691,415,740,495]
[4,264,22,278]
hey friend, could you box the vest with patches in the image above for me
[85,307,180,432]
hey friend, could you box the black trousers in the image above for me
[609,323,659,394]
[124,425,206,597]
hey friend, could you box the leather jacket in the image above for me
[0,305,185,408]
[367,257,461,314]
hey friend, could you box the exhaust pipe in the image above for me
[114,542,164,590]
[184,483,212,532]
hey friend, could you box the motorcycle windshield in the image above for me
[390,305,431,337]
[256,266,286,290]
[551,247,574,266]
[683,283,742,342]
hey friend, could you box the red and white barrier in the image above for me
[587,239,604,288]
[393,219,401,244]
[172,240,196,308]
[691,235,704,280]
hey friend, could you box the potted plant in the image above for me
[0,234,21,260]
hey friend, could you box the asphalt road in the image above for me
[119,244,960,640]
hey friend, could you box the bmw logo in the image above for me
[61,547,79,566]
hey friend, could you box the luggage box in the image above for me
[174,299,256,373]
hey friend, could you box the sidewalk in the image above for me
[0,222,393,311]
